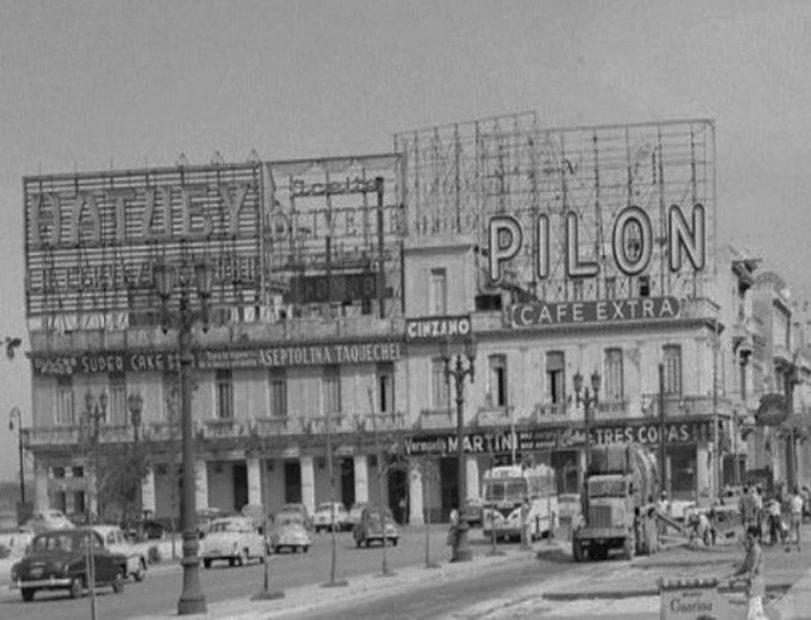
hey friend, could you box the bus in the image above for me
[482,463,558,542]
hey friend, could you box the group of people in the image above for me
[738,485,805,551]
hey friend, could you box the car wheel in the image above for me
[303,545,309,553]
[228,557,236,567]
[355,539,362,548]
[392,538,398,546]
[134,559,147,582]
[112,570,125,594]
[274,546,281,554]
[69,577,83,599]
[21,587,35,602]
[292,546,298,554]
[203,558,212,569]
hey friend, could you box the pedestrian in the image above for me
[788,486,803,552]
[753,486,764,541]
[447,506,459,554]
[399,495,408,525]
[740,486,756,535]
[728,525,766,620]
[656,491,669,540]
[520,496,531,549]
[767,496,782,546]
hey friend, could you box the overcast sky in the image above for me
[1,0,809,482]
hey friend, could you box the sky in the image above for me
[1,0,810,482]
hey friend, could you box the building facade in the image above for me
[22,115,811,528]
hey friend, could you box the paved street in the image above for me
[6,524,811,619]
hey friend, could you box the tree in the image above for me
[97,441,151,525]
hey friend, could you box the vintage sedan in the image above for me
[11,529,127,601]
[92,524,148,582]
[271,513,312,553]
[200,517,266,568]
[313,502,350,532]
[347,502,371,528]
[353,506,399,548]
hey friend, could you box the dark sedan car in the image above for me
[11,529,128,602]
[353,506,399,548]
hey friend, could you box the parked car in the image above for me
[353,506,399,548]
[196,508,229,539]
[10,529,127,602]
[462,498,484,528]
[277,503,313,531]
[347,502,371,528]
[200,516,266,568]
[313,502,350,532]
[24,510,74,534]
[91,524,148,582]
[271,513,312,553]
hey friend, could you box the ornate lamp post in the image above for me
[84,390,107,523]
[128,392,144,443]
[440,334,477,563]
[9,407,25,508]
[573,370,600,472]
[154,259,212,616]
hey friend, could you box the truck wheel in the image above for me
[572,539,583,562]
[69,577,83,599]
[21,588,35,602]
[623,536,635,561]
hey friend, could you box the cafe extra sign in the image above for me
[510,296,680,328]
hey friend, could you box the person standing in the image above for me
[447,506,459,556]
[740,486,756,534]
[520,496,531,549]
[789,487,803,552]
[753,486,764,542]
[729,525,766,620]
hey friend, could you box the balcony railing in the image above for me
[352,411,406,433]
[641,394,733,418]
[475,405,513,427]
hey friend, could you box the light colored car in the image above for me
[200,517,266,568]
[557,493,582,523]
[313,502,350,532]
[278,503,313,531]
[271,513,312,553]
[91,525,147,582]
[24,510,74,534]
[353,506,399,548]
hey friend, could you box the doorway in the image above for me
[232,463,248,511]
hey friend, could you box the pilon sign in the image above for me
[487,204,706,284]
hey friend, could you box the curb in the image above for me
[542,581,794,602]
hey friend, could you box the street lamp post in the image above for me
[9,407,25,508]
[440,334,477,563]
[573,371,600,474]
[154,259,212,616]
[84,390,107,523]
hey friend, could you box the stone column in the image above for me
[465,455,480,501]
[300,456,315,515]
[408,465,424,525]
[141,465,156,515]
[194,459,209,511]
[353,455,369,503]
[696,443,710,502]
[34,460,49,512]
[247,457,262,507]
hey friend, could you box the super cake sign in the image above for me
[487,204,706,284]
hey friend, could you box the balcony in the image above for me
[475,405,513,427]
[202,418,250,439]
[252,416,291,437]
[520,402,569,425]
[24,424,139,448]
[641,394,733,418]
[418,407,454,429]
[30,314,405,354]
[593,400,628,417]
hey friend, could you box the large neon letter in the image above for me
[612,206,653,276]
[668,203,706,271]
[565,211,599,278]
[488,215,522,284]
